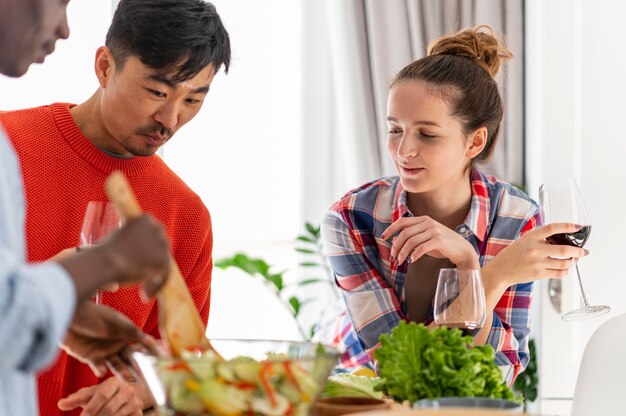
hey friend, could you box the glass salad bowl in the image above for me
[133,339,340,416]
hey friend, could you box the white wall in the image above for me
[528,0,626,414]
[163,0,305,340]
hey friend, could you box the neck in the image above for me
[70,91,132,157]
[406,172,472,229]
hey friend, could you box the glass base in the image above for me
[561,305,611,321]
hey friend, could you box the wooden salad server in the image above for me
[104,171,217,357]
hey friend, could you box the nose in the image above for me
[397,133,418,159]
[153,102,180,130]
[57,10,70,40]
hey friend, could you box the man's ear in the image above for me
[466,127,488,159]
[94,46,115,89]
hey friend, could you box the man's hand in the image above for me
[60,301,159,378]
[56,214,171,303]
[57,377,148,416]
[49,248,120,294]
[100,215,170,293]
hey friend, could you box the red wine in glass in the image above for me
[539,179,609,321]
[546,225,592,248]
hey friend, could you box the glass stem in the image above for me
[574,260,590,307]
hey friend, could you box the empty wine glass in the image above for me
[539,178,610,321]
[79,201,121,304]
[434,268,486,335]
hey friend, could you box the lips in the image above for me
[144,134,168,146]
[400,165,423,175]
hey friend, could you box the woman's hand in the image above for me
[381,216,479,269]
[483,222,588,287]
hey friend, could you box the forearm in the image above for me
[472,261,511,346]
[0,259,75,372]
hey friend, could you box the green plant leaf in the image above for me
[305,222,320,237]
[526,388,538,402]
[298,278,326,286]
[299,261,320,268]
[233,253,260,275]
[265,273,284,291]
[214,257,236,269]
[288,296,301,316]
[249,259,270,277]
[216,253,261,277]
[295,248,316,254]
[296,235,316,244]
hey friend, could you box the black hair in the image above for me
[105,0,231,83]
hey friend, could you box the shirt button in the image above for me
[458,226,467,233]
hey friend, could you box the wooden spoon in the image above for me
[104,171,216,358]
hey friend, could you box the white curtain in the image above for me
[303,0,526,225]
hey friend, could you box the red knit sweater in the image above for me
[0,103,213,416]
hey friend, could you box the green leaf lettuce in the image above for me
[322,373,383,399]
[373,322,517,403]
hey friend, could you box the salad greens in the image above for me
[158,348,326,416]
[322,373,383,399]
[373,321,517,403]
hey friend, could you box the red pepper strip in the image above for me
[285,404,294,416]
[232,381,257,390]
[283,362,309,402]
[259,362,277,408]
[165,361,192,372]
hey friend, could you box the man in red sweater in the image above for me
[0,0,231,414]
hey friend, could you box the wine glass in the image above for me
[539,178,610,321]
[434,268,486,335]
[79,201,121,303]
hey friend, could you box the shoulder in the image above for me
[475,170,539,220]
[147,159,211,221]
[329,176,398,215]
[324,176,398,234]
[0,104,71,155]
[0,105,55,137]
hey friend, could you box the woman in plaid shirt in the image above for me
[321,26,587,383]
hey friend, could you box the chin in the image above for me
[0,61,30,78]
[129,147,159,157]
[399,173,442,194]
[399,178,425,194]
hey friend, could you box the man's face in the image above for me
[97,49,216,157]
[0,0,70,77]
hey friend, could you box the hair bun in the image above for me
[427,25,512,78]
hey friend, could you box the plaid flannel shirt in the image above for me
[321,169,541,383]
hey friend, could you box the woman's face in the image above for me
[386,81,472,194]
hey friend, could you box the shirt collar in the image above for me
[390,168,490,242]
[464,168,490,242]
[392,180,410,222]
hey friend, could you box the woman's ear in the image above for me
[466,127,488,159]
[94,46,115,89]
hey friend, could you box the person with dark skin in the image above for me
[0,0,171,414]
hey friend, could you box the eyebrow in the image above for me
[386,116,441,127]
[147,74,211,94]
